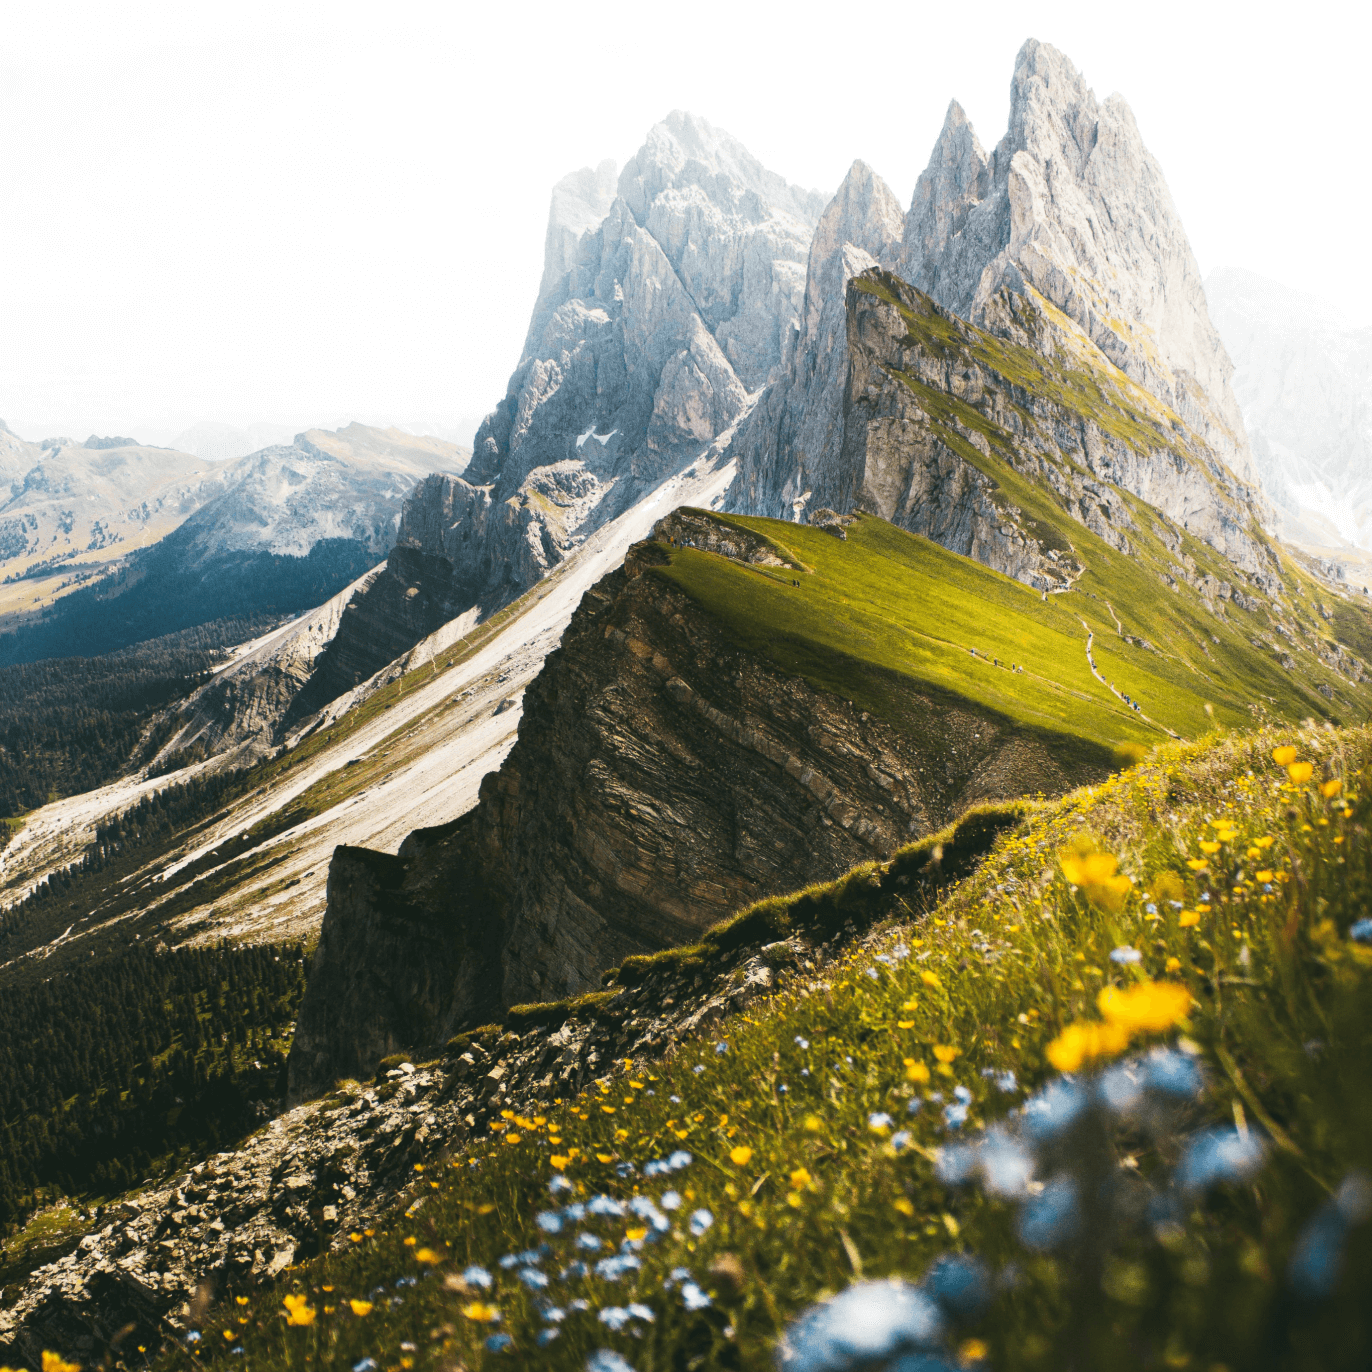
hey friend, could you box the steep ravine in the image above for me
[286,519,1102,1101]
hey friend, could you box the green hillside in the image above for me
[848,272,1372,735]
[162,725,1372,1371]
[651,510,1372,767]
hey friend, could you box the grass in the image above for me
[136,723,1370,1371]
[649,512,1369,774]
[845,272,1372,734]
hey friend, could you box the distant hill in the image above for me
[0,423,469,665]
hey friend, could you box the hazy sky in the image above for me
[1,0,1366,446]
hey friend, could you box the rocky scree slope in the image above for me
[285,513,1111,1103]
[0,802,1017,1365]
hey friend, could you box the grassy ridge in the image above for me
[170,724,1372,1370]
[651,513,1365,765]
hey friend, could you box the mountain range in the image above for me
[0,423,469,665]
[2,38,1372,1364]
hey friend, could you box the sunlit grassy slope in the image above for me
[651,511,1371,761]
[848,274,1372,738]
[180,725,1372,1371]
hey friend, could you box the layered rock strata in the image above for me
[286,517,1098,1101]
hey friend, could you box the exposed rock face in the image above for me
[900,41,1256,486]
[1205,266,1372,552]
[146,565,388,768]
[287,515,1099,1101]
[617,112,828,389]
[727,160,906,522]
[522,159,620,362]
[311,117,825,729]
[733,266,1273,590]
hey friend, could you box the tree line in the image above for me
[0,616,275,819]
[0,941,305,1232]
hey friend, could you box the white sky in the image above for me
[1,0,1366,447]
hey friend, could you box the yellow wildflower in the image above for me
[1255,870,1274,883]
[1198,840,1221,854]
[905,1059,930,1083]
[1322,778,1343,797]
[897,1020,916,1029]
[222,1330,236,1341]
[729,1146,754,1167]
[959,1338,990,1364]
[415,1247,443,1265]
[43,1356,80,1372]
[1186,859,1209,871]
[1164,957,1182,972]
[1255,835,1275,849]
[1178,910,1200,927]
[892,1197,915,1217]
[1045,1019,1130,1073]
[349,1300,373,1316]
[462,1302,499,1323]
[789,1167,812,1190]
[1288,762,1314,783]
[282,1294,316,1327]
[933,1045,960,1064]
[1272,745,1297,766]
[920,970,942,988]
[403,1235,416,1246]
[803,1114,823,1132]
[550,1154,570,1169]
[1059,838,1132,911]
[1097,980,1192,1033]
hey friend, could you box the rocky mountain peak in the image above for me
[522,159,619,364]
[901,39,1256,486]
[901,100,991,302]
[802,159,904,345]
[617,110,825,232]
[613,111,827,390]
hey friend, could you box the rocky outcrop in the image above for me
[901,41,1256,487]
[732,265,1274,591]
[726,160,906,522]
[286,515,1101,1101]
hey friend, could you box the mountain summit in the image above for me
[902,40,1254,484]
